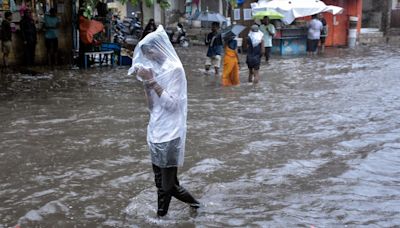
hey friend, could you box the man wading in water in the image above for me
[128,25,200,217]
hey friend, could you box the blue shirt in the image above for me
[227,39,237,50]
[44,15,59,39]
[206,32,223,57]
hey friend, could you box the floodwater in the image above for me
[1,45,400,227]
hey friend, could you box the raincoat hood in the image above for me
[128,25,183,80]
[248,30,264,47]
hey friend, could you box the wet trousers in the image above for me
[264,47,271,62]
[152,164,199,216]
[24,42,36,66]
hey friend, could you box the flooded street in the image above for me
[1,45,400,227]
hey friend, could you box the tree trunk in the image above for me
[140,1,144,24]
[381,0,389,34]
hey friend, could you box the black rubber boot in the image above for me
[172,185,200,209]
[157,189,172,216]
[153,165,172,216]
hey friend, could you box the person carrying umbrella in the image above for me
[259,16,275,63]
[205,22,223,75]
[128,25,200,217]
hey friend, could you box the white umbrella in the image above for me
[221,24,246,39]
[251,0,343,24]
[192,11,227,23]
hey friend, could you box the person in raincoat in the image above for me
[246,24,265,85]
[128,25,200,217]
[221,32,240,86]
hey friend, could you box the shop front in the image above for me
[270,0,363,55]
[272,23,307,55]
[320,0,362,47]
[0,0,72,65]
[248,0,362,55]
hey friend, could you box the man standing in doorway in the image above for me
[259,16,275,63]
[1,11,12,67]
[20,9,37,66]
[44,8,60,66]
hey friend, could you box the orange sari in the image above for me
[221,45,240,86]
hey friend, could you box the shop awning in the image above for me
[251,0,343,24]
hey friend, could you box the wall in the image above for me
[153,3,163,25]
[164,0,186,26]
[109,1,127,18]
[185,0,221,17]
[233,0,258,50]
[362,0,382,28]
[142,4,154,25]
[392,0,400,9]
[201,0,220,12]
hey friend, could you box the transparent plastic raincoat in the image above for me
[248,30,264,47]
[128,25,187,168]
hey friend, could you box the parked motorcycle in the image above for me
[112,12,143,48]
[166,23,190,48]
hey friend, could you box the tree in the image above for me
[83,0,171,20]
[120,0,170,8]
[225,0,237,17]
[126,0,170,23]
[82,0,98,19]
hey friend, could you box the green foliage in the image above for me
[83,0,97,19]
[144,0,153,7]
[92,0,170,9]
[225,0,237,8]
[82,0,171,19]
[158,0,171,9]
[126,0,170,9]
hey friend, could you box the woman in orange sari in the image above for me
[221,33,240,86]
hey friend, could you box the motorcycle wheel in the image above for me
[180,39,189,48]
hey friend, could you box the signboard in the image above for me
[234,8,241,20]
[243,8,252,20]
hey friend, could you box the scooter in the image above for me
[166,23,190,48]
[112,12,143,48]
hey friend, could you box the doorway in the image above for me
[362,0,382,30]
